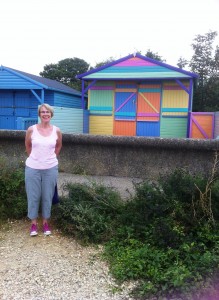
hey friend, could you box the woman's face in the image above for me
[39,106,52,123]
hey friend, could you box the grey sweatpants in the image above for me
[25,165,58,220]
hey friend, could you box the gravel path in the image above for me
[0,219,136,300]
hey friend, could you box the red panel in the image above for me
[113,120,136,136]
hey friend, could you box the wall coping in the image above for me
[0,129,218,151]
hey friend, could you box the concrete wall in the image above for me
[0,130,219,180]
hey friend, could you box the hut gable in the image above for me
[0,67,42,89]
[77,53,198,80]
[0,66,81,95]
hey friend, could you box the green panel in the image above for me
[160,117,188,138]
[51,107,83,133]
[89,90,114,108]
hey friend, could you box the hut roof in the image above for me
[1,66,82,96]
[76,53,198,81]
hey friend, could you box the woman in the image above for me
[25,103,62,236]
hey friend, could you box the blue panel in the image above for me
[14,91,31,117]
[115,92,136,113]
[90,106,112,111]
[100,66,172,73]
[139,88,161,93]
[44,91,54,105]
[83,110,89,133]
[115,112,136,117]
[0,116,15,129]
[116,84,137,88]
[115,91,136,121]
[137,121,160,137]
[17,117,38,130]
[54,92,82,108]
[162,108,188,112]
[0,91,13,116]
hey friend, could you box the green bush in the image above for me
[102,169,219,298]
[53,182,123,243]
[51,168,219,298]
[0,161,27,220]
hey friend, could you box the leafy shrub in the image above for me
[103,169,219,298]
[0,160,27,220]
[53,182,123,243]
[53,167,219,298]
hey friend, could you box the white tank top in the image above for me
[26,125,58,170]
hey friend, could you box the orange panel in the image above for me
[191,115,213,139]
[137,93,160,114]
[113,120,136,136]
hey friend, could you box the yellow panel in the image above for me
[162,90,189,108]
[163,80,190,87]
[162,112,188,116]
[89,116,113,135]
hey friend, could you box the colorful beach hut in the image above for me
[77,53,199,138]
[0,66,86,133]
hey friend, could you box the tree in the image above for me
[40,58,90,91]
[144,49,165,62]
[189,31,219,111]
[177,57,188,69]
[93,57,115,69]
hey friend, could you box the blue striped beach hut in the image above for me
[0,66,86,133]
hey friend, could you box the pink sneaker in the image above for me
[30,224,38,236]
[43,223,51,235]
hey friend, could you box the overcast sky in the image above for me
[1,0,219,76]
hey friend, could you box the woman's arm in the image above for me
[55,128,62,156]
[25,126,33,156]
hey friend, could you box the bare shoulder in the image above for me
[55,126,62,134]
[27,125,33,132]
[26,125,34,135]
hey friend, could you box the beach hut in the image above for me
[0,66,86,133]
[76,53,199,138]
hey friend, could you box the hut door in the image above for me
[136,85,161,136]
[114,88,137,136]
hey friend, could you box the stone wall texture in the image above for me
[0,130,219,180]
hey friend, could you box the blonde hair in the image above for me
[38,103,54,117]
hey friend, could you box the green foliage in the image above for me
[190,30,219,111]
[53,182,123,243]
[93,57,115,69]
[40,57,90,91]
[104,169,219,298]
[0,160,27,220]
[144,49,166,62]
[53,168,219,298]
